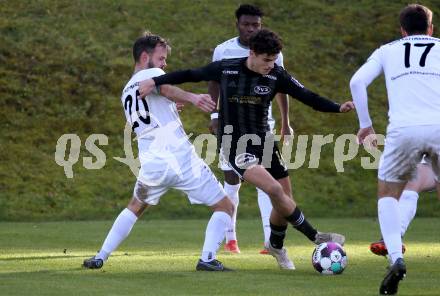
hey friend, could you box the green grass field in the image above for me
[2,0,440,221]
[1,218,439,295]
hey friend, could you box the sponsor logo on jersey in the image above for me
[123,82,140,94]
[235,153,258,168]
[222,70,239,75]
[229,96,261,104]
[290,76,304,88]
[263,74,277,80]
[254,85,271,95]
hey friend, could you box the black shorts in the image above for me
[221,139,289,180]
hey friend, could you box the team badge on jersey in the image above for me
[254,85,271,95]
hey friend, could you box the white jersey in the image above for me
[351,35,440,131]
[212,37,284,131]
[121,68,192,157]
[122,69,226,206]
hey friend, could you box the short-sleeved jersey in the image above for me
[368,35,440,130]
[121,69,191,155]
[212,37,284,131]
[153,57,341,144]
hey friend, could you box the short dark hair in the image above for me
[235,4,263,20]
[399,4,433,35]
[249,29,282,55]
[132,32,170,63]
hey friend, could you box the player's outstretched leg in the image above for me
[285,206,346,246]
[272,176,346,246]
[83,207,139,269]
[379,258,407,295]
[197,197,234,271]
[243,169,345,267]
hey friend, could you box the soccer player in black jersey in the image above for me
[140,29,354,270]
[209,4,291,255]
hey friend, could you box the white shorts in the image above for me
[378,125,440,183]
[133,150,226,206]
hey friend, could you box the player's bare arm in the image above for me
[274,93,293,141]
[160,84,216,113]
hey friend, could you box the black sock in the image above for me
[269,223,287,249]
[286,207,317,242]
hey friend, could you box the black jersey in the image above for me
[153,57,341,140]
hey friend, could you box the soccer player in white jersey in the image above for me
[83,33,234,271]
[350,4,440,294]
[208,4,292,254]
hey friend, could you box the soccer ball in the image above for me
[312,242,347,275]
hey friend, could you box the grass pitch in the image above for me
[1,218,439,295]
[3,0,440,221]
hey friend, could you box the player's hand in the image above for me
[190,94,216,113]
[280,123,294,145]
[176,102,185,113]
[209,118,218,135]
[139,79,156,97]
[340,101,355,113]
[357,126,377,147]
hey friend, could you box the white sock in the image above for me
[399,190,419,236]
[96,208,138,261]
[378,197,403,264]
[257,188,273,244]
[201,211,232,262]
[224,181,240,242]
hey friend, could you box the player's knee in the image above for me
[223,198,235,216]
[212,196,234,216]
[404,181,421,192]
[265,182,284,201]
[378,180,406,198]
[127,198,148,217]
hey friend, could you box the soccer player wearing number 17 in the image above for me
[140,29,353,270]
[350,4,440,295]
[83,33,235,271]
